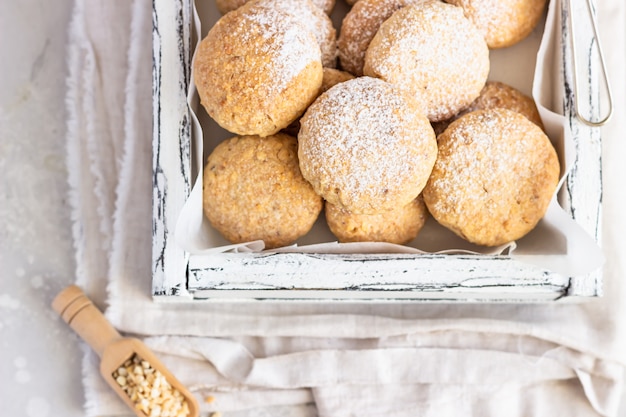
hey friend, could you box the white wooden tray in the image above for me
[152,0,604,302]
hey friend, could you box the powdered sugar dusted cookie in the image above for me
[282,68,355,136]
[194,2,323,136]
[298,76,437,214]
[251,0,338,68]
[444,0,548,48]
[363,1,489,122]
[338,0,426,76]
[216,0,336,15]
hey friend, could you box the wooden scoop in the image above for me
[52,285,199,417]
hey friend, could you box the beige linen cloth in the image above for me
[66,0,626,415]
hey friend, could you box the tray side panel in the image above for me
[152,0,193,297]
[189,253,570,302]
[559,0,603,298]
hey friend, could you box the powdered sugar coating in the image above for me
[363,1,489,122]
[193,2,323,136]
[252,0,338,67]
[216,0,336,15]
[338,0,427,76]
[423,108,560,246]
[444,0,548,49]
[298,77,437,214]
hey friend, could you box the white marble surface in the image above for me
[1,1,84,416]
[1,0,626,416]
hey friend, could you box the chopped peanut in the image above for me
[112,354,190,417]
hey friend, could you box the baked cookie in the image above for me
[337,0,424,76]
[363,1,489,122]
[215,0,248,14]
[423,108,560,246]
[320,68,356,93]
[250,0,338,68]
[203,134,323,249]
[326,196,428,244]
[298,76,437,214]
[444,0,548,49]
[433,81,544,135]
[464,81,544,128]
[282,68,355,136]
[194,2,323,137]
[216,0,336,15]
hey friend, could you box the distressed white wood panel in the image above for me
[188,253,570,301]
[559,0,603,298]
[152,0,194,298]
[153,0,603,302]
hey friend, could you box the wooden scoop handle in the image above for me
[52,285,122,357]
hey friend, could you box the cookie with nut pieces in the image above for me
[325,196,428,244]
[363,0,489,122]
[423,108,560,246]
[193,1,323,137]
[298,76,437,215]
[203,134,323,249]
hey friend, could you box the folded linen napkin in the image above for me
[65,0,626,416]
